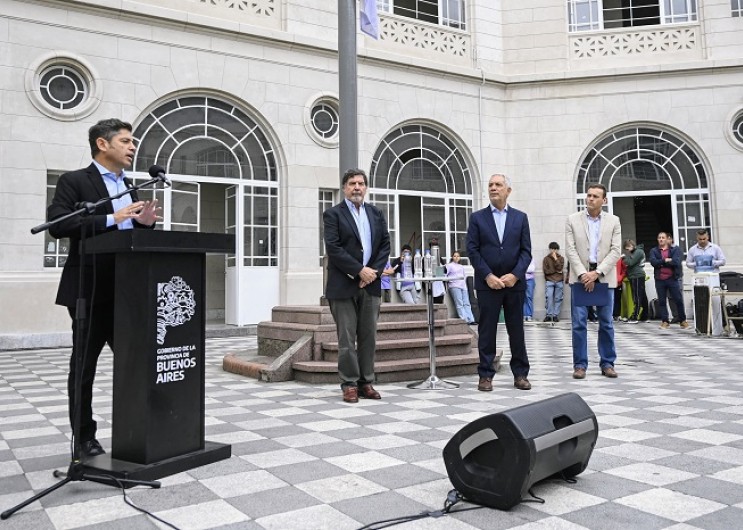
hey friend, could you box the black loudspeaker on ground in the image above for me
[442,392,598,511]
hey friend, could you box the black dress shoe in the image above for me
[80,438,105,457]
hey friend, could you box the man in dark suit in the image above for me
[466,174,532,391]
[323,169,391,403]
[48,118,160,457]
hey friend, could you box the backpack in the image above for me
[648,298,660,320]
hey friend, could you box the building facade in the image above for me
[1,0,742,346]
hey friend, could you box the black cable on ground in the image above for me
[109,476,181,530]
[357,489,485,530]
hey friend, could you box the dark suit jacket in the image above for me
[466,205,532,291]
[323,200,391,299]
[48,163,152,307]
[648,245,684,280]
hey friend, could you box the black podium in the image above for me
[84,230,234,481]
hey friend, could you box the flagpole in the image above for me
[338,0,358,186]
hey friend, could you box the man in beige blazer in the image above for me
[566,183,622,380]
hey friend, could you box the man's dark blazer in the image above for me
[48,163,151,308]
[466,205,532,291]
[323,200,391,299]
[648,245,684,280]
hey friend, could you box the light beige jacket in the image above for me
[565,210,622,288]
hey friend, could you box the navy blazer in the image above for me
[466,205,532,291]
[648,245,683,280]
[47,163,152,307]
[323,201,391,299]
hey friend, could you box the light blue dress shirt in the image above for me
[586,211,601,263]
[93,160,134,230]
[490,204,508,243]
[345,199,372,266]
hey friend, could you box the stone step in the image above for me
[320,334,475,362]
[258,319,468,360]
[270,306,334,326]
[292,351,481,384]
[267,304,448,326]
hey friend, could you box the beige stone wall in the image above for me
[1,0,742,341]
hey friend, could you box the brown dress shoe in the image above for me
[573,368,586,379]
[477,377,493,391]
[342,386,359,403]
[601,366,618,378]
[359,383,381,399]
[514,377,531,390]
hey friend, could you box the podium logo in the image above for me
[157,276,196,345]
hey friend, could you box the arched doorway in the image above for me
[577,125,711,255]
[369,123,475,259]
[132,94,279,325]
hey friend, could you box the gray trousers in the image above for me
[328,289,381,388]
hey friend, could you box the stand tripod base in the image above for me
[80,441,231,485]
[407,375,460,390]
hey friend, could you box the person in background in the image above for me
[543,242,564,322]
[613,257,627,322]
[622,239,646,323]
[666,235,682,323]
[381,259,395,303]
[686,229,727,336]
[446,250,476,324]
[649,231,689,330]
[523,258,536,322]
[390,244,419,304]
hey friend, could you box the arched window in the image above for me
[369,123,474,256]
[133,96,277,181]
[371,124,472,194]
[132,95,278,266]
[578,126,707,193]
[577,125,711,254]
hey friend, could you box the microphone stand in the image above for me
[2,175,167,520]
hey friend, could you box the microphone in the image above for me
[148,165,172,187]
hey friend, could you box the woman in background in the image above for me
[446,251,475,324]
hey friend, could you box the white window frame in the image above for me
[568,0,697,32]
[378,0,466,30]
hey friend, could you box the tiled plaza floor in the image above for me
[2,322,743,529]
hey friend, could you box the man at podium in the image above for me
[47,119,160,457]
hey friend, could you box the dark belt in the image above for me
[588,263,598,271]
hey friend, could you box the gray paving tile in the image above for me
[565,500,674,529]
[76,515,159,530]
[126,480,219,512]
[226,486,321,519]
[332,490,431,526]
[266,458,346,484]
[687,506,743,530]
[672,476,743,505]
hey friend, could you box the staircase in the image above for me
[223,304,483,383]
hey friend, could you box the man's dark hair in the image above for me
[401,244,412,253]
[548,242,559,250]
[342,168,368,187]
[89,118,133,157]
[587,183,608,198]
[697,229,709,237]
